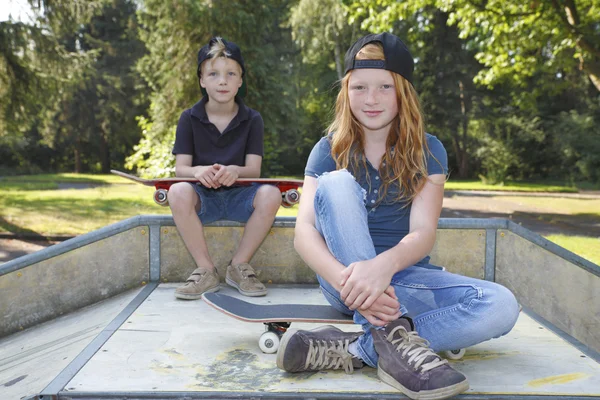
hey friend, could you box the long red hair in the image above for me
[328,43,435,204]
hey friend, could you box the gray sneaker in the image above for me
[226,263,267,297]
[372,318,469,400]
[174,267,220,300]
[276,325,364,374]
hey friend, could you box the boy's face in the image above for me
[348,68,398,135]
[200,57,243,103]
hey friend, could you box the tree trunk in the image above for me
[74,139,81,173]
[457,80,470,178]
[99,122,110,173]
[334,42,343,80]
[552,0,600,92]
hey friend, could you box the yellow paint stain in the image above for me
[162,348,186,361]
[149,360,178,375]
[460,350,519,361]
[528,373,590,388]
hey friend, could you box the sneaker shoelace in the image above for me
[387,326,448,372]
[305,339,355,374]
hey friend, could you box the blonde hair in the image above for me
[207,37,230,58]
[200,37,240,75]
[328,43,432,205]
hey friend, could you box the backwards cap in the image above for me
[344,32,414,85]
[197,37,247,98]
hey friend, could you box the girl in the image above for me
[277,33,520,400]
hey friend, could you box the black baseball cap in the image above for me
[197,37,247,98]
[344,32,414,85]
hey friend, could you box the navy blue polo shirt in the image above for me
[172,97,264,166]
[305,133,448,264]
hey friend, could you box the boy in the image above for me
[169,37,281,300]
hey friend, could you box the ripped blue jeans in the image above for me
[314,170,520,368]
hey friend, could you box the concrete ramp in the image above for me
[0,216,598,399]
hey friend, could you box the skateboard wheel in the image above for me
[154,189,169,206]
[283,189,300,206]
[259,331,280,354]
[444,348,466,360]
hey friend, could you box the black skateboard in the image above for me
[202,293,353,353]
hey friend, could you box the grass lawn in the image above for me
[0,175,297,236]
[543,235,600,266]
[495,196,600,218]
[0,173,598,266]
[445,180,580,193]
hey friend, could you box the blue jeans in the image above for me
[191,183,260,224]
[314,170,520,368]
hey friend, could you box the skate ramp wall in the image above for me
[0,215,598,355]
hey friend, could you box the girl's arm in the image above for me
[376,173,446,271]
[295,176,401,325]
[340,174,446,310]
[294,176,346,291]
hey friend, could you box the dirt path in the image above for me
[0,238,58,264]
[1,191,598,264]
[441,191,600,237]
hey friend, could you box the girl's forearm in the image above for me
[294,223,345,292]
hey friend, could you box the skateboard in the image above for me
[111,170,303,207]
[202,293,354,354]
[202,292,469,359]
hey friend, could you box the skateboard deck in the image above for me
[202,293,354,324]
[202,293,474,359]
[110,170,303,207]
[202,293,354,353]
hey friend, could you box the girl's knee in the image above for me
[316,170,363,203]
[487,283,520,335]
[318,169,355,187]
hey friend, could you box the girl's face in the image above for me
[348,68,398,136]
[200,57,243,104]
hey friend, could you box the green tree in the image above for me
[0,0,104,131]
[49,0,147,173]
[127,0,306,177]
[348,0,600,93]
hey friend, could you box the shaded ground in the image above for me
[0,238,58,264]
[1,190,599,264]
[441,191,600,237]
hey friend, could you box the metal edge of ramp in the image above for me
[47,391,600,399]
[23,283,159,400]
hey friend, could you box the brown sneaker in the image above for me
[174,267,220,300]
[276,326,364,374]
[225,263,267,297]
[372,318,469,400]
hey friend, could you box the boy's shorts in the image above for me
[190,183,261,224]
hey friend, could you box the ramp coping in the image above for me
[1,216,598,279]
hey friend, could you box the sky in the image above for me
[0,0,34,23]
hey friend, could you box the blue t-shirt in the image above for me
[305,133,448,263]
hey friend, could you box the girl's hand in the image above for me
[339,259,394,310]
[358,287,401,326]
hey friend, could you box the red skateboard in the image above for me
[111,170,303,207]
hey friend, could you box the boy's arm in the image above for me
[213,154,261,185]
[174,154,221,188]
